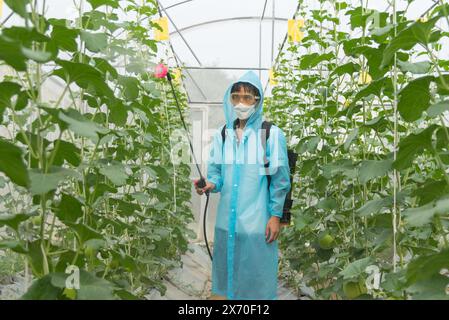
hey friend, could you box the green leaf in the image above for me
[99,163,129,186]
[0,213,36,231]
[0,240,29,254]
[65,222,103,244]
[339,257,373,280]
[398,76,434,122]
[413,179,449,205]
[80,31,108,53]
[20,46,53,63]
[406,249,449,284]
[50,25,80,52]
[0,81,22,123]
[403,196,449,227]
[300,52,334,69]
[1,26,50,45]
[54,193,84,224]
[397,60,431,74]
[0,138,29,187]
[296,136,320,154]
[346,7,373,30]
[363,116,390,133]
[316,198,338,211]
[349,76,393,111]
[87,0,120,10]
[109,199,140,216]
[26,240,45,276]
[52,59,113,98]
[107,98,128,126]
[4,0,31,19]
[58,108,110,142]
[294,214,309,232]
[52,140,81,167]
[29,167,82,195]
[84,239,106,251]
[93,57,118,79]
[322,159,357,179]
[55,250,86,273]
[381,15,444,68]
[118,76,140,101]
[435,74,449,96]
[359,159,393,184]
[21,274,62,300]
[427,100,449,118]
[51,270,118,300]
[393,125,438,170]
[329,62,360,78]
[356,197,392,217]
[0,36,27,71]
[407,274,449,300]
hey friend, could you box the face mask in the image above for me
[234,102,256,120]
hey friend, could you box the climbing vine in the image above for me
[0,0,194,299]
[268,0,449,299]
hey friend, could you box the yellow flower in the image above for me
[269,68,278,86]
[153,17,169,41]
[358,71,372,85]
[288,19,305,43]
[173,68,182,84]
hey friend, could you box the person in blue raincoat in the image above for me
[194,70,291,300]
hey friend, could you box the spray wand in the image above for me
[155,64,213,261]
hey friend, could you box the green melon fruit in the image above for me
[343,279,367,299]
[318,233,334,249]
[31,216,42,226]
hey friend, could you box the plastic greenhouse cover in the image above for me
[1,0,447,103]
[156,0,447,103]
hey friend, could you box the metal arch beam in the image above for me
[157,0,203,66]
[168,16,290,36]
[263,1,302,96]
[165,0,195,10]
[156,2,207,101]
[259,0,269,79]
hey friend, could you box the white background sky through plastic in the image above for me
[2,0,446,102]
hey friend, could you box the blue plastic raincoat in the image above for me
[207,70,291,300]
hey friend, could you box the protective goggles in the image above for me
[230,93,260,105]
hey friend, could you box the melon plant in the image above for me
[0,0,194,299]
[269,0,449,300]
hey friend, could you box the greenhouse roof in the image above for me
[155,0,443,104]
[1,0,445,105]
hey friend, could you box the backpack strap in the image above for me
[221,119,239,144]
[221,124,226,144]
[261,121,272,189]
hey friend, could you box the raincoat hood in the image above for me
[222,70,265,130]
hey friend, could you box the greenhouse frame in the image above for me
[1,0,449,304]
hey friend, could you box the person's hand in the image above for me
[266,216,281,243]
[193,179,215,195]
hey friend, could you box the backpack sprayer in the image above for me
[163,69,298,262]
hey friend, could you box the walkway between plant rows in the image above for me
[145,241,310,300]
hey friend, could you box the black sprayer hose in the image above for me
[156,3,213,261]
[163,69,213,261]
[202,192,213,261]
